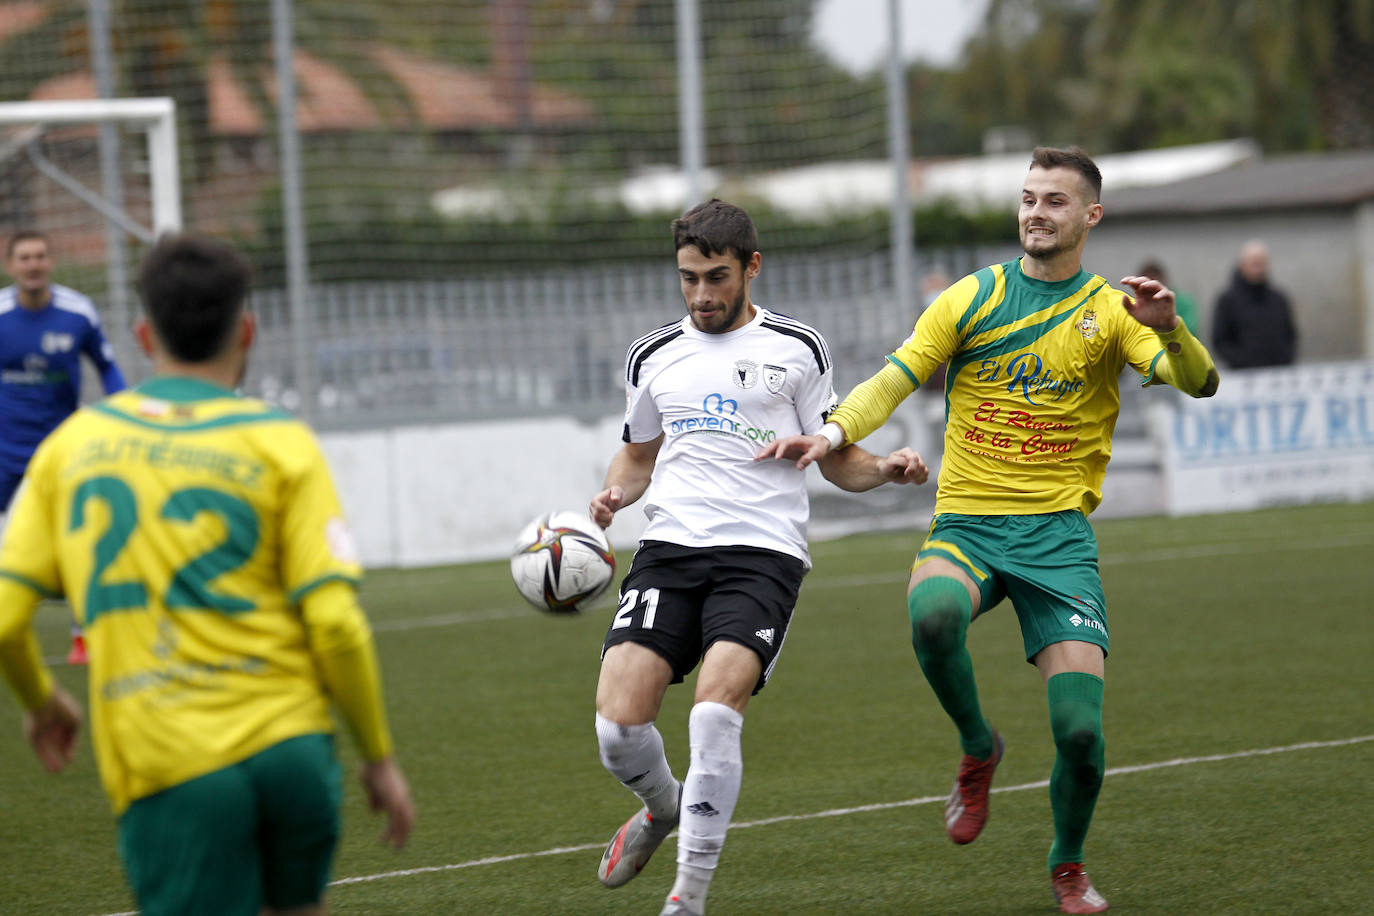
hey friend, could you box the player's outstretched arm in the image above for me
[817,444,929,492]
[754,430,835,471]
[1119,275,1179,331]
[590,435,662,528]
[874,447,931,486]
[362,757,416,850]
[1120,275,1219,398]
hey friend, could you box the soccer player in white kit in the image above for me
[588,199,930,915]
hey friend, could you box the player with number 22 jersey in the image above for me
[0,378,369,814]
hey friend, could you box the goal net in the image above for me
[0,97,181,377]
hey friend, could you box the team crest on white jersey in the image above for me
[763,364,787,393]
[1077,308,1099,339]
[733,359,759,389]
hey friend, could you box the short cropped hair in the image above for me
[7,230,49,258]
[1138,259,1167,281]
[1030,146,1103,202]
[137,233,251,363]
[671,199,759,269]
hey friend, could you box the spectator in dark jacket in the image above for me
[1211,239,1297,368]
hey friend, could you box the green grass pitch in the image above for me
[2,501,1372,914]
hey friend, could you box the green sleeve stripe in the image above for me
[954,265,1000,335]
[92,403,295,433]
[946,282,1106,386]
[1140,349,1165,386]
[288,573,362,606]
[885,354,921,388]
[965,269,1095,341]
[0,570,61,599]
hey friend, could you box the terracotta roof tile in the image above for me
[28,44,593,135]
[0,1,43,42]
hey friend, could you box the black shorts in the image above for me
[602,540,807,695]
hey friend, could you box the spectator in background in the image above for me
[1137,259,1198,333]
[1,231,127,665]
[1211,239,1298,369]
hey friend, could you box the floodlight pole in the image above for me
[272,0,314,422]
[676,0,705,210]
[885,0,913,322]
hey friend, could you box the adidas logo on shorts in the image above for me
[755,627,775,646]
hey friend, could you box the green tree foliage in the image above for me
[1091,0,1374,149]
[946,0,1374,153]
[947,0,1099,150]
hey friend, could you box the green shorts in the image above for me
[117,733,341,916]
[915,510,1108,661]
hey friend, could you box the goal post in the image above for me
[0,97,182,379]
[0,97,181,239]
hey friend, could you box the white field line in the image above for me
[45,529,1374,664]
[87,733,1374,913]
[329,734,1374,890]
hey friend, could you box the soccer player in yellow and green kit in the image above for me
[0,233,415,915]
[757,147,1219,914]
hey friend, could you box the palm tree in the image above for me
[1092,0,1374,149]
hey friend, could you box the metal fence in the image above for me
[240,248,1005,431]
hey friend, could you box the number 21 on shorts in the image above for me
[612,588,660,630]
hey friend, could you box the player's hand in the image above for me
[1120,276,1180,332]
[589,486,624,529]
[755,434,831,470]
[876,447,929,485]
[23,686,82,773]
[362,757,416,850]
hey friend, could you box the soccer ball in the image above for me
[510,511,616,614]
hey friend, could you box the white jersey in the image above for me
[622,305,838,566]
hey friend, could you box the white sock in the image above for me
[595,713,680,821]
[670,701,744,911]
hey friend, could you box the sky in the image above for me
[810,0,992,73]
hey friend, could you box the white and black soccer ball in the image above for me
[510,511,616,614]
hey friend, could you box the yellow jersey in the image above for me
[830,258,1218,516]
[0,376,366,813]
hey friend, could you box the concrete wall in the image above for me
[1087,208,1364,363]
[318,400,945,570]
[319,414,649,569]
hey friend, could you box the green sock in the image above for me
[908,577,993,759]
[1046,671,1105,871]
